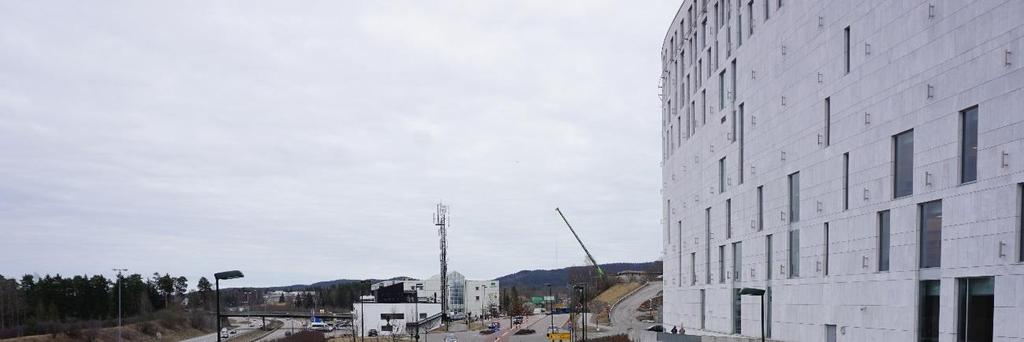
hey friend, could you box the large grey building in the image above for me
[659,1,1023,341]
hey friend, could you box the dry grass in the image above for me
[592,282,643,305]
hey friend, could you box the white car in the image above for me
[220,328,229,338]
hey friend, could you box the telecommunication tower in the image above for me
[433,203,449,324]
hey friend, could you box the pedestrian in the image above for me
[671,326,678,334]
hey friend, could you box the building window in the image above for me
[920,200,943,268]
[757,185,764,231]
[702,89,707,124]
[777,0,782,8]
[765,234,773,280]
[746,0,754,36]
[737,3,743,46]
[731,110,737,143]
[894,130,915,198]
[919,280,940,342]
[730,59,737,103]
[691,252,697,285]
[764,0,769,20]
[826,325,837,342]
[732,288,742,334]
[719,245,726,283]
[476,296,480,301]
[719,70,727,110]
[726,198,733,238]
[715,3,721,29]
[1020,183,1023,262]
[678,220,684,282]
[844,26,851,74]
[706,207,712,284]
[960,106,978,183]
[879,210,891,271]
[843,152,849,210]
[824,97,831,146]
[720,157,727,193]
[677,116,682,145]
[956,277,994,342]
[788,229,800,278]
[823,222,830,276]
[789,172,800,223]
[732,241,742,281]
[738,103,745,184]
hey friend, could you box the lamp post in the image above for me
[414,292,420,342]
[739,287,766,342]
[546,283,554,331]
[214,270,244,342]
[359,280,370,342]
[112,268,127,342]
[573,284,587,342]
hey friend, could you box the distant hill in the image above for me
[496,261,661,289]
[263,276,413,291]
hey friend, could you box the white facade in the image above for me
[352,302,442,336]
[659,1,1024,341]
[375,272,500,318]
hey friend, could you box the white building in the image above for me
[659,1,1024,341]
[352,302,442,337]
[372,271,499,319]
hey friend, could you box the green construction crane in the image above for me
[555,207,605,277]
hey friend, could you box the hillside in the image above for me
[496,261,660,289]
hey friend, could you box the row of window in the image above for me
[686,182,1023,286]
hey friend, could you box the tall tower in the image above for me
[433,203,449,322]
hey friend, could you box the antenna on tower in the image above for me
[433,202,449,327]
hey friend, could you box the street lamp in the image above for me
[359,280,371,342]
[573,284,587,342]
[739,287,766,342]
[112,268,127,342]
[546,283,554,332]
[214,270,244,342]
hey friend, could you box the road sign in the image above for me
[547,332,571,341]
[544,296,555,301]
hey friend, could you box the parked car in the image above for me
[368,329,379,337]
[220,328,229,338]
[512,316,524,325]
[488,322,501,331]
[646,325,664,332]
[444,333,458,342]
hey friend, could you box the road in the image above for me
[607,281,663,342]
[181,317,289,342]
[424,314,570,342]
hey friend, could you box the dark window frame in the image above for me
[893,129,915,198]
[960,106,979,184]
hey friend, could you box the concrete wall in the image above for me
[659,0,1024,341]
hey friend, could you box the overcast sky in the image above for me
[0,1,677,288]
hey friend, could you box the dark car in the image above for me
[368,329,379,337]
[646,325,664,332]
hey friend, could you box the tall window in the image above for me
[738,104,745,184]
[702,89,708,124]
[733,242,742,281]
[715,3,721,29]
[1020,183,1023,262]
[730,59,737,103]
[789,172,800,223]
[746,0,754,36]
[920,200,943,268]
[960,106,978,183]
[957,277,995,342]
[878,210,891,271]
[677,116,682,145]
[719,70,726,110]
[764,0,769,20]
[756,185,764,230]
[843,26,851,74]
[706,207,712,284]
[823,222,830,276]
[691,252,697,285]
[726,199,733,238]
[719,245,726,283]
[894,130,915,198]
[824,97,831,146]
[678,220,684,282]
[718,2,725,28]
[843,152,850,210]
[737,3,743,46]
[720,157,727,193]
[765,234,773,280]
[788,229,800,278]
[919,280,940,342]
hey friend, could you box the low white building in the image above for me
[371,272,499,319]
[352,302,442,336]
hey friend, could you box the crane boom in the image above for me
[555,207,605,277]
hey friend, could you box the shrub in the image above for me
[138,321,159,336]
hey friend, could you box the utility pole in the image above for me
[112,268,127,342]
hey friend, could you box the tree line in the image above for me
[0,272,208,338]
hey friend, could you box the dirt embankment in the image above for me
[591,282,644,324]
[2,311,213,342]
